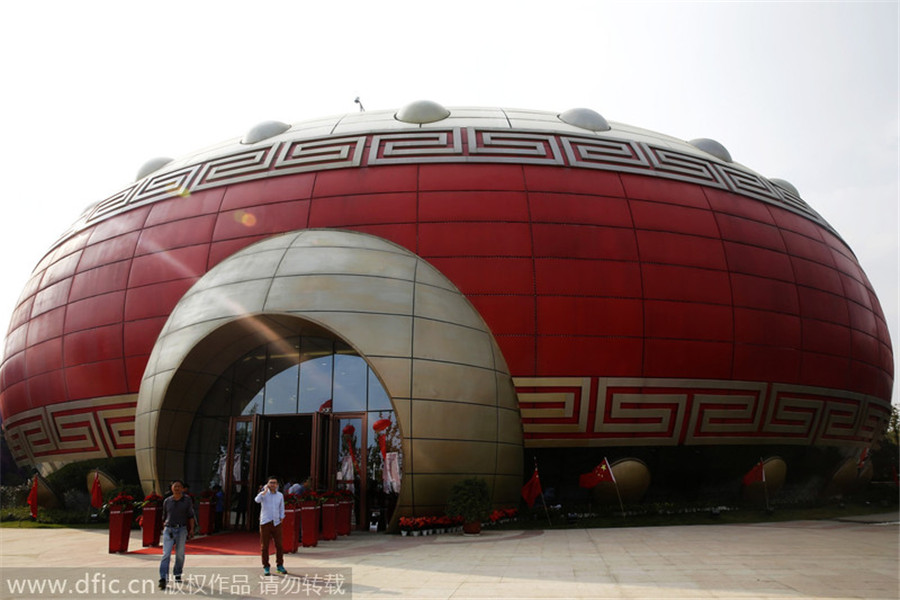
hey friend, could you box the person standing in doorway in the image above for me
[254,476,287,575]
[159,480,195,590]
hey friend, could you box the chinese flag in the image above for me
[579,458,616,488]
[521,467,542,507]
[856,447,869,473]
[90,471,104,509]
[27,476,38,519]
[742,460,766,485]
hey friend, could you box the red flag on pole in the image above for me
[27,476,38,519]
[90,471,103,509]
[856,447,870,473]
[742,459,766,485]
[521,467,542,507]
[579,458,616,489]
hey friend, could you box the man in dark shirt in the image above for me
[159,480,195,590]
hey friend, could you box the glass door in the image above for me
[224,415,256,531]
[334,414,366,530]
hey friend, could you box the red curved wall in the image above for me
[0,162,892,460]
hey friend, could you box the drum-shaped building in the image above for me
[0,102,892,528]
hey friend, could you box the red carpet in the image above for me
[132,531,261,555]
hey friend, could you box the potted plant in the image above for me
[319,491,340,540]
[197,489,215,535]
[297,491,321,547]
[282,493,300,553]
[138,492,163,547]
[398,516,414,536]
[445,478,491,535]
[107,493,135,553]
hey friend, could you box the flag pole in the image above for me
[613,479,625,517]
[535,457,553,527]
[607,459,625,517]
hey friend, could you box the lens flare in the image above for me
[165,182,191,197]
[234,210,257,227]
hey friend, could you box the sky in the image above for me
[1,1,897,402]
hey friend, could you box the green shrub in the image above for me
[445,477,492,523]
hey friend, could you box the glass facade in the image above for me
[184,334,401,530]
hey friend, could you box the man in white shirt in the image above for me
[254,476,287,575]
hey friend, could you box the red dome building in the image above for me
[0,102,892,527]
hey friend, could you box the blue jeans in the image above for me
[159,526,188,580]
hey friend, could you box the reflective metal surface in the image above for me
[136,230,523,522]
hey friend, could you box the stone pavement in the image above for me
[0,513,897,599]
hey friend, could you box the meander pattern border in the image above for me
[54,127,829,249]
[3,378,888,463]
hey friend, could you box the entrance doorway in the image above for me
[187,332,401,532]
[223,413,334,531]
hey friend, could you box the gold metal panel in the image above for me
[167,281,270,332]
[277,246,418,281]
[408,474,476,509]
[490,337,510,374]
[150,318,236,373]
[389,397,411,439]
[414,284,484,330]
[193,249,286,290]
[495,371,518,411]
[410,439,497,474]
[410,400,498,441]
[312,312,412,358]
[135,442,156,486]
[132,409,154,452]
[411,360,497,405]
[412,318,493,367]
[495,442,524,475]
[365,356,412,400]
[267,274,414,315]
[497,406,525,445]
[413,261,459,292]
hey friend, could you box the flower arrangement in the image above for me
[199,489,215,502]
[107,493,134,510]
[284,493,302,508]
[398,515,464,536]
[335,489,354,502]
[320,490,343,503]
[398,516,416,533]
[296,490,321,504]
[139,492,163,508]
[487,507,518,524]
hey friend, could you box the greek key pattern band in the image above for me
[514,377,890,449]
[54,127,831,247]
[4,378,887,464]
[2,395,137,464]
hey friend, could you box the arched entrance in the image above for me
[134,229,523,529]
[187,330,401,531]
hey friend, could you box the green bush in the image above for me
[445,477,492,523]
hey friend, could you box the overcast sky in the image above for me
[1,1,897,402]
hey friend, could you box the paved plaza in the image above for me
[1,513,897,599]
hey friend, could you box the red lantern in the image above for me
[372,419,391,463]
